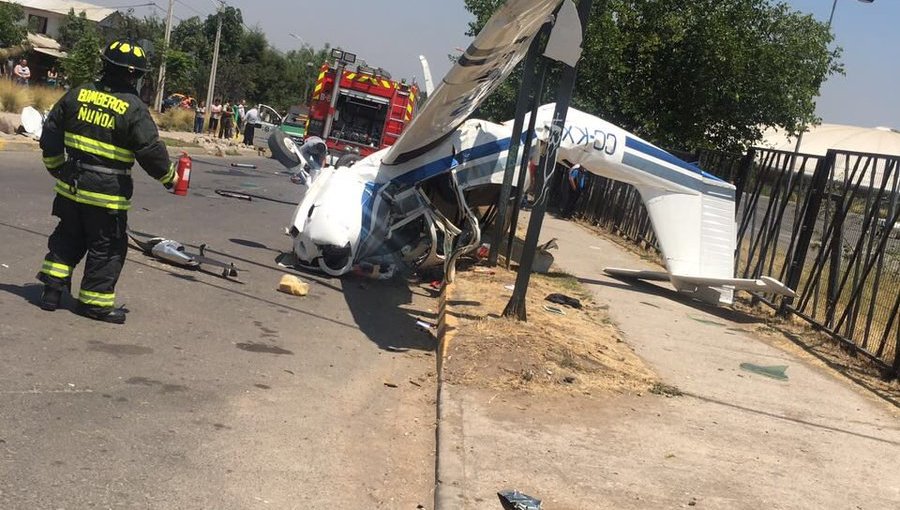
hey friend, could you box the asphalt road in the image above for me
[0,151,437,509]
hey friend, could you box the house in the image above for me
[11,0,122,40]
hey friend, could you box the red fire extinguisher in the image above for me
[173,152,191,196]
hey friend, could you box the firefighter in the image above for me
[36,39,178,324]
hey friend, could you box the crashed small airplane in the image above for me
[271,0,795,306]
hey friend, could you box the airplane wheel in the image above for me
[335,153,362,168]
[268,127,302,168]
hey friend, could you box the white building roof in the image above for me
[14,0,117,22]
[760,123,900,157]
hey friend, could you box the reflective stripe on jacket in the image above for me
[40,81,173,211]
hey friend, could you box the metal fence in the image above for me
[570,145,900,376]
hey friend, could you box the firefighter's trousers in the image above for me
[37,195,128,309]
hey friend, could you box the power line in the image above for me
[174,0,210,18]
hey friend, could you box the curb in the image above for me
[0,139,39,152]
[434,280,466,510]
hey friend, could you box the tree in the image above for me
[57,9,94,51]
[463,0,842,152]
[62,27,101,87]
[0,2,25,48]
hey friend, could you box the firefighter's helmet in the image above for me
[101,39,149,73]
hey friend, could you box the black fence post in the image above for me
[488,23,550,266]
[504,0,594,321]
[778,150,834,317]
[825,192,845,327]
[734,148,755,210]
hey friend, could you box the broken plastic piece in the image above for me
[498,490,541,510]
[545,293,582,309]
[739,363,788,381]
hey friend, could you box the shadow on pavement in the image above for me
[342,277,437,353]
[686,392,900,446]
[229,238,274,251]
[0,282,43,306]
[583,274,765,325]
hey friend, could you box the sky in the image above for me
[89,0,897,129]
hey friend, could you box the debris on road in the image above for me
[215,189,252,201]
[386,346,410,353]
[383,381,399,388]
[277,275,309,296]
[545,292,582,309]
[415,320,435,331]
[498,489,541,510]
[231,163,257,169]
[740,363,789,381]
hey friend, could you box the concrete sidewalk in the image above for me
[436,215,900,509]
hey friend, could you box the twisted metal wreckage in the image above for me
[272,0,795,306]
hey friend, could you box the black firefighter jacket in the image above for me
[40,80,174,211]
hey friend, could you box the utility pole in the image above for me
[203,1,225,132]
[153,0,175,112]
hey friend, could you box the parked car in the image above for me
[252,103,306,149]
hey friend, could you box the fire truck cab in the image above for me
[305,49,419,163]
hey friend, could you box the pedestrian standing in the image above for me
[194,100,206,133]
[243,104,259,146]
[36,39,178,324]
[208,98,222,135]
[562,163,587,218]
[220,101,234,139]
[46,67,59,88]
[13,59,31,86]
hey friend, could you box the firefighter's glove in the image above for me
[164,171,180,190]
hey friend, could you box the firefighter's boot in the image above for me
[39,285,63,311]
[75,303,127,325]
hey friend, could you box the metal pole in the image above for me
[505,62,548,269]
[488,23,549,266]
[322,60,345,141]
[203,2,224,132]
[153,0,175,112]
[828,0,838,29]
[503,0,594,321]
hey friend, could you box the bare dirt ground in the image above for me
[443,263,656,397]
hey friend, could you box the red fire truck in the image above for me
[305,49,419,162]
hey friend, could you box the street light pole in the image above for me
[203,1,224,132]
[153,0,175,112]
[828,0,875,29]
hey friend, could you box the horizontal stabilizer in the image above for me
[604,267,796,305]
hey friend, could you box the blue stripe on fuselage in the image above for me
[391,137,512,187]
[625,136,724,182]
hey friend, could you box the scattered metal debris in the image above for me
[498,490,541,510]
[542,304,566,316]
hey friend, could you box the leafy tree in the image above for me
[463,0,842,152]
[62,27,101,87]
[57,9,93,51]
[0,2,25,48]
[204,7,244,60]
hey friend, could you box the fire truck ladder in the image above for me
[384,87,412,140]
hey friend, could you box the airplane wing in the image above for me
[382,0,563,165]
